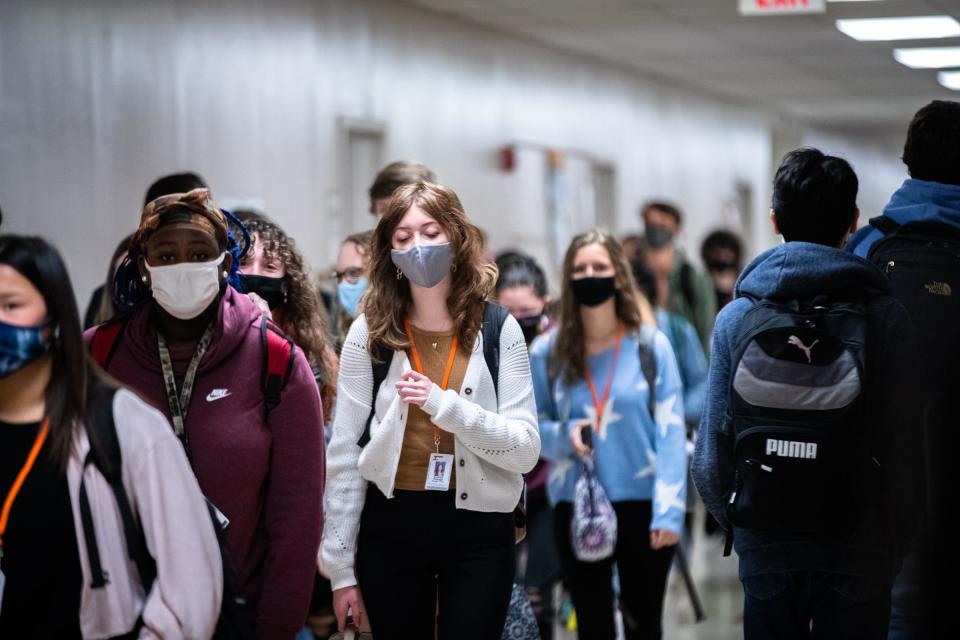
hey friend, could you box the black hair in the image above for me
[0,235,113,471]
[641,201,683,227]
[902,100,960,186]
[494,250,549,298]
[701,229,744,270]
[771,148,858,246]
[144,172,208,206]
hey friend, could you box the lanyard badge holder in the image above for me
[0,418,50,614]
[405,319,458,492]
[583,325,624,439]
[157,324,215,454]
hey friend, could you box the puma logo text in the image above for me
[766,439,818,459]
[787,335,819,363]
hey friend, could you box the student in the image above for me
[237,212,339,422]
[494,250,559,640]
[83,171,208,328]
[530,230,686,640]
[700,229,744,311]
[330,231,372,354]
[322,182,540,640]
[693,148,922,639]
[846,100,960,638]
[0,235,221,638]
[368,160,437,217]
[641,202,717,351]
[86,189,325,640]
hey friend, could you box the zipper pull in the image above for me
[885,260,895,274]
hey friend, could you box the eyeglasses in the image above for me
[332,267,365,284]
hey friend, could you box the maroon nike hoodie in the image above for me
[85,286,325,640]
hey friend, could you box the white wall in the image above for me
[1,0,868,306]
[800,127,908,225]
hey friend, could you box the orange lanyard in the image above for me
[584,327,624,432]
[405,319,458,451]
[0,418,50,554]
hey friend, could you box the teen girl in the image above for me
[87,189,325,640]
[530,230,686,640]
[322,182,540,640]
[0,235,220,638]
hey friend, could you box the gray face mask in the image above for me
[391,242,454,288]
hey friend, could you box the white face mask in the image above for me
[145,253,226,320]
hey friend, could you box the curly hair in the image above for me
[365,182,497,355]
[552,229,655,383]
[240,214,338,416]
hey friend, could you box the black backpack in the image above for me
[866,217,960,542]
[79,389,256,640]
[724,295,870,548]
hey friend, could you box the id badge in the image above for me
[424,453,454,491]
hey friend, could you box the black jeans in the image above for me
[555,500,675,640]
[742,571,891,640]
[356,486,515,640]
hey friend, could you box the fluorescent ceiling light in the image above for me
[838,16,960,42]
[938,71,960,91]
[894,47,960,69]
[828,1,885,3]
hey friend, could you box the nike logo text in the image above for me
[206,389,232,402]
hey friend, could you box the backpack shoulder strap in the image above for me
[259,318,296,420]
[637,330,657,420]
[482,302,510,398]
[358,341,393,448]
[868,215,900,235]
[89,319,126,371]
[679,261,697,311]
[79,388,157,592]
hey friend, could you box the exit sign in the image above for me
[739,0,826,15]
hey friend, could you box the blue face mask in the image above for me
[337,277,368,318]
[0,318,53,379]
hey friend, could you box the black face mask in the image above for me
[515,313,543,345]
[238,274,286,310]
[570,276,616,308]
[645,223,675,249]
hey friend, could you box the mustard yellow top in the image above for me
[393,326,470,491]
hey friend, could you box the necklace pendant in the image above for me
[431,341,438,350]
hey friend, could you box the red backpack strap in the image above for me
[89,320,126,371]
[259,318,296,419]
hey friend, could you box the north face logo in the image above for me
[766,438,818,459]
[924,281,952,296]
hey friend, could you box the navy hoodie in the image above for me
[847,178,960,258]
[691,241,922,580]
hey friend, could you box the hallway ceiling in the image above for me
[403,0,960,129]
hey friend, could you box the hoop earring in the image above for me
[396,268,404,280]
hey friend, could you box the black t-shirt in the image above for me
[0,420,82,639]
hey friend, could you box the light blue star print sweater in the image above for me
[530,325,687,535]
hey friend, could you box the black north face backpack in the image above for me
[724,295,869,550]
[866,217,960,545]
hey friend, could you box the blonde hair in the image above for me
[365,182,497,354]
[551,229,656,382]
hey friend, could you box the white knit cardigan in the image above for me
[322,313,541,590]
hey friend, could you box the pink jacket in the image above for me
[67,389,222,639]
